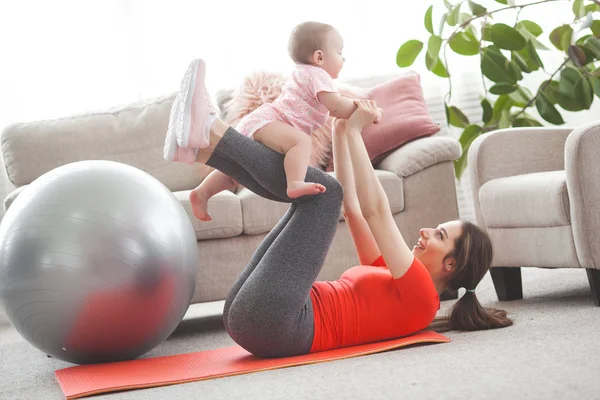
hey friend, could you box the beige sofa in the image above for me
[467,122,600,306]
[0,84,462,305]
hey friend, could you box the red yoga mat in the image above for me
[55,330,450,399]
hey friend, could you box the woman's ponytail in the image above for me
[433,221,512,331]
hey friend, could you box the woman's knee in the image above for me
[320,173,343,202]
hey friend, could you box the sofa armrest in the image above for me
[468,127,573,188]
[375,136,461,178]
[0,151,18,220]
[3,185,27,213]
[565,122,600,269]
[467,127,573,227]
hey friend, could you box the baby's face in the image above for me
[321,30,345,79]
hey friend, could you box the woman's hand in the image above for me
[346,100,383,132]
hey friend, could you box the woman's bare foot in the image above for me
[287,181,326,198]
[189,190,212,221]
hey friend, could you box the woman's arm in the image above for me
[343,101,415,279]
[332,119,381,265]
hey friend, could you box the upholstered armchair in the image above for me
[467,121,600,306]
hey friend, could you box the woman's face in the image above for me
[413,220,463,275]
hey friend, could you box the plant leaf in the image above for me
[541,80,561,104]
[489,82,518,94]
[585,4,600,14]
[447,4,461,26]
[482,22,493,41]
[577,45,596,65]
[507,58,523,82]
[454,156,467,180]
[536,93,565,125]
[549,25,573,51]
[425,6,434,35]
[558,68,594,111]
[397,40,423,67]
[481,99,493,124]
[514,41,544,73]
[444,0,453,11]
[438,13,448,36]
[447,105,470,127]
[516,20,543,37]
[489,94,514,125]
[575,84,594,109]
[468,0,487,16]
[481,46,517,83]
[425,51,449,77]
[592,21,600,37]
[583,37,600,59]
[568,45,587,66]
[559,66,580,96]
[454,125,483,180]
[459,125,483,151]
[521,40,544,70]
[512,51,531,73]
[498,109,511,129]
[592,74,600,98]
[573,0,585,19]
[427,35,443,61]
[513,118,543,127]
[459,12,473,24]
[508,86,533,107]
[491,23,526,51]
[515,25,549,50]
[449,31,480,55]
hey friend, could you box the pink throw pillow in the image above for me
[363,73,440,163]
[326,73,440,171]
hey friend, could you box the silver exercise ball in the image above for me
[0,161,198,364]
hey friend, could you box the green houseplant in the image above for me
[396,0,600,179]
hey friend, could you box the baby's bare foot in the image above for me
[287,181,326,199]
[189,190,212,221]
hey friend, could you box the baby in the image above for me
[164,21,380,221]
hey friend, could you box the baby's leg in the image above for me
[253,121,326,199]
[189,169,237,221]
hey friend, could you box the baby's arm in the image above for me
[317,92,357,119]
[319,92,382,123]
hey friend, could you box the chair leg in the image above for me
[439,288,458,301]
[586,269,600,307]
[490,267,523,301]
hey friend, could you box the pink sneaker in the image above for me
[177,58,216,149]
[164,95,198,164]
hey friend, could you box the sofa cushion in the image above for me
[6,184,244,241]
[1,94,211,192]
[173,190,243,240]
[479,171,570,228]
[240,170,404,235]
[359,73,441,164]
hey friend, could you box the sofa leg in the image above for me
[439,288,459,301]
[586,269,600,307]
[490,267,523,301]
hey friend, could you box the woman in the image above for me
[166,70,512,358]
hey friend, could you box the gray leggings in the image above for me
[205,127,343,358]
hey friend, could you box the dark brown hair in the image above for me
[288,21,334,64]
[435,221,513,331]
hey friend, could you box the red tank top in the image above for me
[309,255,440,353]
